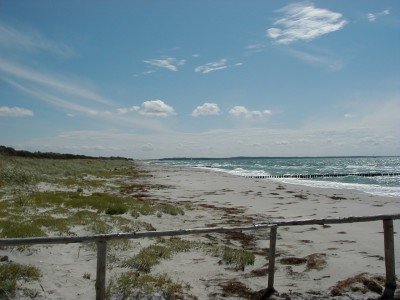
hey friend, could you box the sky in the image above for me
[0,1,399,159]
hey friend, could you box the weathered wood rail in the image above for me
[247,172,400,179]
[0,214,399,299]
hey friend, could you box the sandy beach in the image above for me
[1,161,399,299]
[141,162,400,298]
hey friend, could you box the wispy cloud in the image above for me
[244,43,268,55]
[0,58,112,105]
[191,103,220,117]
[0,106,34,117]
[3,78,170,133]
[133,70,155,77]
[3,78,107,115]
[229,106,272,118]
[367,9,390,22]
[0,21,75,57]
[267,2,347,45]
[116,106,140,114]
[287,48,343,71]
[195,59,228,74]
[144,57,185,72]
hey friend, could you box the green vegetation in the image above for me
[222,246,255,267]
[124,237,255,273]
[0,155,184,239]
[0,154,140,188]
[0,190,183,238]
[106,271,187,299]
[0,263,41,298]
[125,245,173,272]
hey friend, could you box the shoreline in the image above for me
[141,162,400,297]
[148,160,400,198]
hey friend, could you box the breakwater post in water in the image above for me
[247,172,400,179]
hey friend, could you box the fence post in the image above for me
[267,225,277,295]
[96,240,107,300]
[382,219,396,298]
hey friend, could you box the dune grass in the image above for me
[124,237,255,273]
[0,263,41,298]
[0,189,184,238]
[106,271,187,299]
[0,157,140,187]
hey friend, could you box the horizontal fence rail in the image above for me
[247,172,400,179]
[0,213,399,299]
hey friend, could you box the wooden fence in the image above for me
[0,213,399,299]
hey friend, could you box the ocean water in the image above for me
[156,157,400,197]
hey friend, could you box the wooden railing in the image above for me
[0,214,398,299]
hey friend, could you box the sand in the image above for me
[1,162,399,299]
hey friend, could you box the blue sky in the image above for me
[0,1,399,158]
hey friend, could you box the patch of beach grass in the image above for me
[221,246,255,267]
[124,237,255,273]
[31,215,70,234]
[124,245,172,272]
[89,219,112,234]
[162,237,201,252]
[0,157,143,196]
[55,177,104,188]
[0,263,41,298]
[158,203,184,216]
[0,220,46,238]
[106,271,187,299]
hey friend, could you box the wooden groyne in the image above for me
[247,172,400,179]
[0,213,399,299]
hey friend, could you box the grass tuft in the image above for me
[222,246,255,268]
[124,245,172,273]
[0,263,41,298]
[106,271,187,299]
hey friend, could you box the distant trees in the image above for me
[0,145,131,160]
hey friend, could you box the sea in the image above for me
[156,157,400,198]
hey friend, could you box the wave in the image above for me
[195,165,399,197]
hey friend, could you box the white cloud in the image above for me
[0,106,34,117]
[0,21,75,57]
[138,100,175,117]
[195,59,228,74]
[367,9,390,22]
[344,113,354,118]
[191,103,220,117]
[143,57,185,72]
[229,106,272,118]
[267,2,347,44]
[367,13,376,22]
